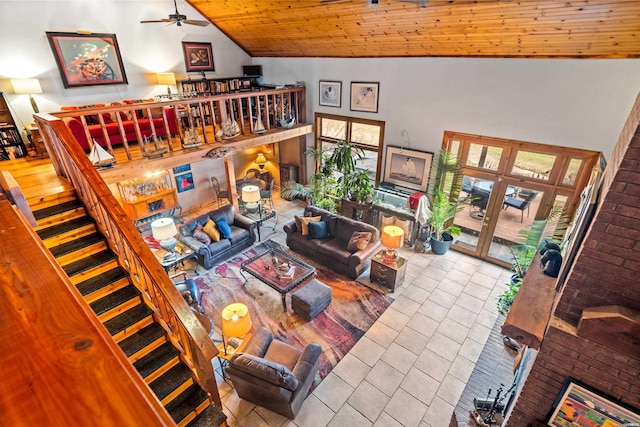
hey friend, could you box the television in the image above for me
[242,65,262,77]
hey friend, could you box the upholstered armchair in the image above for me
[226,327,321,419]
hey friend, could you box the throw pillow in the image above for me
[299,216,322,236]
[308,220,331,239]
[347,231,372,252]
[215,219,232,239]
[203,219,221,242]
[193,223,212,245]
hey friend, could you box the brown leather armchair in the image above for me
[226,326,322,419]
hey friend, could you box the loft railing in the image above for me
[50,87,307,162]
[33,115,222,407]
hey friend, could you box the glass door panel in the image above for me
[487,186,546,264]
[453,175,503,254]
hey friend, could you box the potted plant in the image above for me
[345,169,374,203]
[427,189,467,255]
[496,276,523,315]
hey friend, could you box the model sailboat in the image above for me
[220,116,240,139]
[88,140,115,168]
[253,115,266,134]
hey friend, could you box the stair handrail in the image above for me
[33,115,222,406]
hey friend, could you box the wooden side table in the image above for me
[216,332,253,379]
[370,250,407,291]
[25,123,48,158]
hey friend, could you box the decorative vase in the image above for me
[430,232,453,255]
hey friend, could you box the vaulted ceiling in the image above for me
[187,0,640,58]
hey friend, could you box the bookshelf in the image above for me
[178,75,260,96]
[0,92,28,160]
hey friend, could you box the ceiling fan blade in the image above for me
[140,19,175,24]
[183,19,210,27]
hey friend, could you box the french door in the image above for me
[441,132,601,267]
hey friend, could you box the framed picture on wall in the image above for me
[350,81,379,113]
[46,32,128,88]
[176,172,195,193]
[182,41,215,73]
[383,146,433,192]
[173,164,191,174]
[547,378,640,426]
[319,80,341,107]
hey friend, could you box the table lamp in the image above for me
[221,302,252,354]
[255,152,267,170]
[157,72,176,94]
[151,217,178,253]
[381,225,404,264]
[11,78,43,114]
[242,184,261,214]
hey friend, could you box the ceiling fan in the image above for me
[140,0,210,27]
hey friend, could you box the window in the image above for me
[314,113,385,182]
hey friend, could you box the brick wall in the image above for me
[554,124,640,325]
[507,93,640,425]
[506,326,640,425]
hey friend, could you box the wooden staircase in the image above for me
[31,191,225,427]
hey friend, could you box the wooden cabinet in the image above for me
[0,92,28,160]
[117,171,178,221]
[370,251,407,291]
[340,199,373,224]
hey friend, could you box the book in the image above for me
[277,265,296,279]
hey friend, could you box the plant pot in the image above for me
[430,232,453,255]
[510,273,523,286]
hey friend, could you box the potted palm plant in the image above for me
[427,189,467,255]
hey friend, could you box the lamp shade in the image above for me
[255,152,267,169]
[11,78,42,95]
[381,225,404,249]
[221,303,252,338]
[156,72,176,85]
[151,217,177,241]
[242,185,261,203]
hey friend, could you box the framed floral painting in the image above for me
[46,32,128,88]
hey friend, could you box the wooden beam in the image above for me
[501,253,558,349]
[577,305,640,355]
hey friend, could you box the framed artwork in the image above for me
[319,80,342,107]
[547,378,640,427]
[46,32,128,88]
[182,41,215,73]
[176,172,195,193]
[350,81,379,113]
[383,146,433,192]
[173,164,191,174]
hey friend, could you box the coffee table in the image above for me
[240,248,316,311]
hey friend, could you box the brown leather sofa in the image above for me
[227,327,321,419]
[283,205,381,279]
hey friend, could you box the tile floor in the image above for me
[192,195,512,427]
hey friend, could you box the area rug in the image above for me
[194,240,394,385]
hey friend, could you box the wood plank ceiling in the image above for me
[187,0,640,58]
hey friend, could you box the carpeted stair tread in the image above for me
[118,323,167,357]
[103,304,154,336]
[186,403,227,427]
[76,267,128,297]
[32,199,85,220]
[149,363,194,402]
[165,384,212,424]
[62,250,117,276]
[49,233,105,258]
[89,285,140,316]
[133,342,180,379]
[36,216,94,240]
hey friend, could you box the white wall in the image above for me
[257,57,640,159]
[0,0,251,126]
